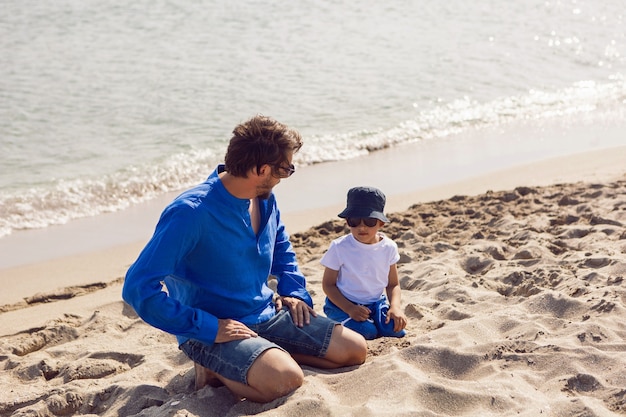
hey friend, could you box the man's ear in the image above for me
[258,164,272,177]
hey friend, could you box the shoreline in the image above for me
[0,144,624,310]
[280,144,626,234]
[3,113,626,272]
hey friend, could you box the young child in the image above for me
[321,186,407,340]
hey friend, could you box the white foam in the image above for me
[1,79,624,238]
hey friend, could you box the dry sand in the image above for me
[1,147,625,417]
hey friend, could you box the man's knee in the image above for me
[350,336,368,365]
[331,324,367,365]
[248,348,304,401]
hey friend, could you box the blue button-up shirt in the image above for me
[122,165,312,346]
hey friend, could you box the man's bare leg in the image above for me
[292,324,367,368]
[194,362,224,390]
[195,348,304,403]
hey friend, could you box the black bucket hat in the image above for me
[338,186,390,223]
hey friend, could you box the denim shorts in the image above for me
[179,308,337,384]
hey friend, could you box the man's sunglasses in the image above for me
[346,217,379,228]
[274,164,296,178]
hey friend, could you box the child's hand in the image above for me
[386,306,407,332]
[349,304,372,322]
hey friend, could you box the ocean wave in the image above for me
[1,78,624,238]
[300,77,625,163]
[0,149,219,238]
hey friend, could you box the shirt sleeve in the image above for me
[122,204,219,345]
[320,240,341,271]
[271,210,313,308]
[388,238,401,265]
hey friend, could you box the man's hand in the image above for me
[215,319,257,343]
[279,296,317,327]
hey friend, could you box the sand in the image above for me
[1,146,625,417]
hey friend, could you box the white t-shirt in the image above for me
[320,233,400,304]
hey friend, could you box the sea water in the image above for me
[1,0,625,240]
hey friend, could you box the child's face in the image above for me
[346,217,383,244]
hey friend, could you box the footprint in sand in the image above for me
[12,319,81,356]
[58,351,144,382]
[460,256,493,275]
[566,373,602,393]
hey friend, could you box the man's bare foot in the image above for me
[194,362,225,390]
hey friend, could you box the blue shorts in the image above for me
[324,296,406,340]
[179,308,337,384]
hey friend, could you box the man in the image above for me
[122,115,367,403]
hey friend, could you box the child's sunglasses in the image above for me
[346,217,378,227]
